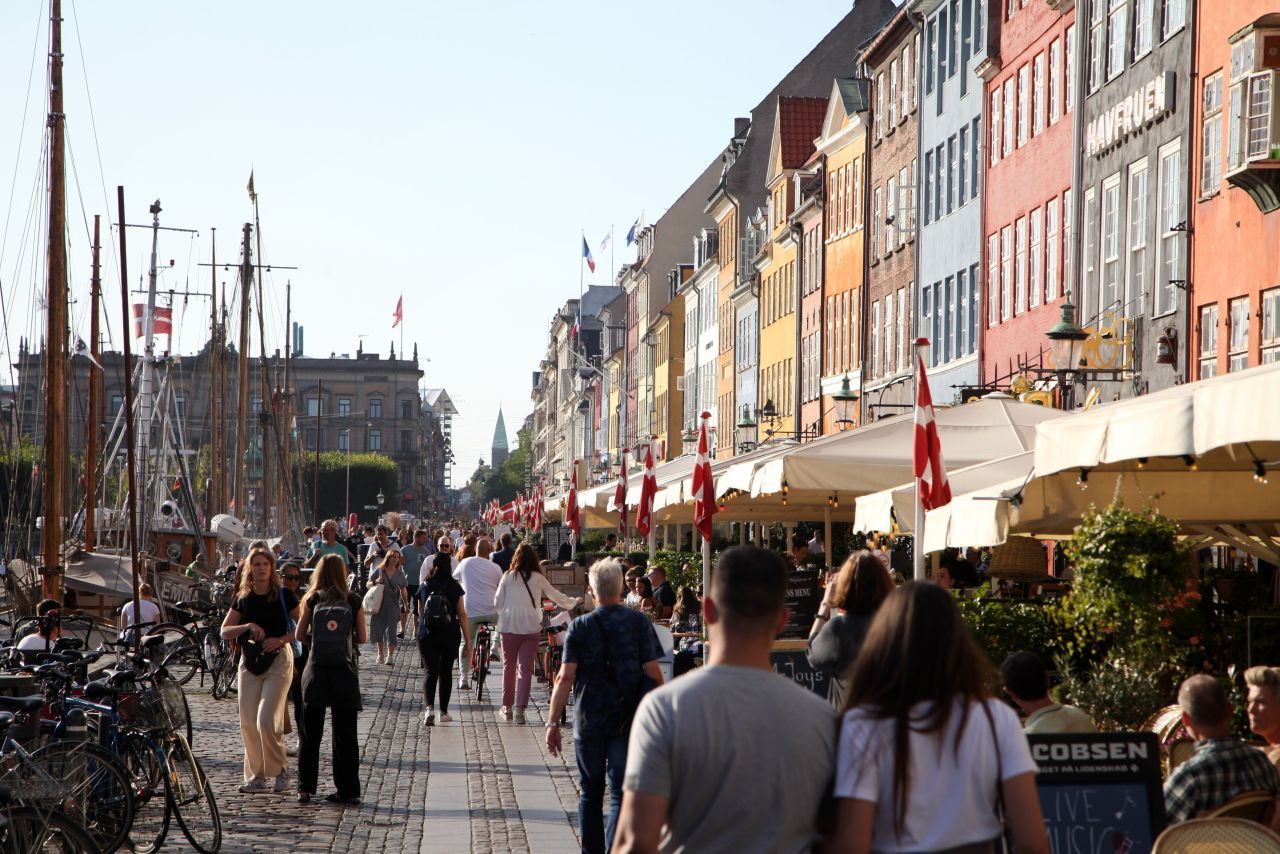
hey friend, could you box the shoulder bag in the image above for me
[521,573,552,631]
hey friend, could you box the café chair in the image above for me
[1206,789,1278,826]
[1152,817,1280,853]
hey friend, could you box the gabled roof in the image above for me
[776,96,828,170]
[836,77,870,115]
[423,388,457,416]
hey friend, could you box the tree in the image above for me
[292,452,398,523]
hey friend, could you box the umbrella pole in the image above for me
[824,506,833,572]
[913,492,925,581]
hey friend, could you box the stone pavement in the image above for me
[173,646,584,853]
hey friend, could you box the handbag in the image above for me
[521,574,552,631]
[363,580,385,614]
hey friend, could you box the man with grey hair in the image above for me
[1164,673,1280,822]
[547,558,663,854]
[453,537,502,690]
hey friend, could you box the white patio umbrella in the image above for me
[855,452,1035,534]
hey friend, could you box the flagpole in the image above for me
[913,339,926,582]
[610,224,615,281]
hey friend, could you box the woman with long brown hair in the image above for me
[806,550,893,708]
[832,582,1048,853]
[221,547,300,795]
[493,543,580,723]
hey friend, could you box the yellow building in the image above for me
[757,96,827,442]
[650,287,685,462]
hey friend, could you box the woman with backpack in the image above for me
[416,552,469,725]
[293,553,366,805]
[493,544,581,724]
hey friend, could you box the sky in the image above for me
[0,0,867,488]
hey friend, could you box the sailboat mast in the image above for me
[251,203,273,533]
[41,0,68,597]
[233,223,252,523]
[137,201,162,515]
[281,281,293,528]
[85,215,102,550]
[208,228,221,520]
[116,186,142,645]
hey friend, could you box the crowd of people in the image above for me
[204,518,1280,852]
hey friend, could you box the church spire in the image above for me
[491,407,510,467]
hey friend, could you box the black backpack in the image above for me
[310,594,356,666]
[421,586,453,636]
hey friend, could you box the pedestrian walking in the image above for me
[806,549,893,708]
[221,546,300,795]
[547,558,662,854]
[417,553,469,725]
[368,547,409,665]
[454,537,503,690]
[280,564,308,755]
[615,546,833,854]
[400,528,433,640]
[832,582,1049,853]
[494,543,581,724]
[293,554,366,805]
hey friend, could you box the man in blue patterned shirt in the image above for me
[1164,673,1280,823]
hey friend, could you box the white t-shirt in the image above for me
[452,557,502,617]
[118,599,162,635]
[835,697,1037,852]
[16,633,53,651]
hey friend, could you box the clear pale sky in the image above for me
[0,0,865,489]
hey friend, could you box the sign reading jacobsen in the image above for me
[1085,71,1175,158]
[1029,732,1166,854]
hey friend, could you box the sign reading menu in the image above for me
[1028,732,1166,854]
[781,570,821,638]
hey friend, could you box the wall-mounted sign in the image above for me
[1086,72,1175,157]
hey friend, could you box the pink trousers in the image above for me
[500,631,540,710]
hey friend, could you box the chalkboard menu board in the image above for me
[1028,732,1165,854]
[781,570,822,638]
[769,647,829,698]
[543,523,569,560]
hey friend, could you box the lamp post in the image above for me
[832,374,859,430]
[681,426,698,456]
[1045,300,1090,409]
[735,404,758,453]
[343,428,352,524]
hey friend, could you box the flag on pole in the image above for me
[392,295,403,328]
[582,236,595,274]
[692,411,716,542]
[626,216,641,245]
[635,440,657,538]
[132,305,173,338]
[72,336,102,369]
[246,170,256,203]
[566,461,581,539]
[599,232,611,253]
[614,450,629,538]
[530,482,544,533]
[913,342,951,510]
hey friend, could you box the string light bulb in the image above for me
[1077,468,1091,490]
[1182,454,1198,471]
[1136,457,1148,469]
[1255,460,1268,484]
[833,491,839,509]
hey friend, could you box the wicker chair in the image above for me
[1152,817,1280,852]
[1206,789,1279,826]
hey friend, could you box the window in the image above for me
[1030,208,1043,309]
[991,87,1002,165]
[900,166,911,243]
[1228,297,1250,372]
[175,394,187,418]
[1202,71,1224,195]
[1133,0,1153,59]
[885,293,896,375]
[924,151,935,225]
[1156,141,1182,316]
[871,301,881,377]
[369,429,382,451]
[250,396,262,415]
[369,396,383,419]
[1106,0,1127,81]
[1263,288,1280,364]
[1247,73,1274,162]
[1066,25,1077,111]
[1017,65,1030,147]
[1063,188,1074,301]
[853,160,862,229]
[337,429,349,451]
[1083,188,1098,320]
[307,397,325,417]
[876,73,886,141]
[1015,216,1028,314]
[903,43,914,115]
[1127,161,1149,304]
[110,393,124,415]
[401,429,412,451]
[886,177,897,254]
[305,428,317,451]
[972,116,982,190]
[926,18,937,95]
[988,233,1000,326]
[1199,304,1219,378]
[935,146,946,221]
[924,286,935,366]
[1003,78,1015,156]
[338,397,351,417]
[1101,175,1122,313]
[872,188,881,263]
[890,60,899,128]
[947,136,957,214]
[401,399,413,420]
[958,125,969,204]
[1046,197,1060,301]
[970,264,981,350]
[1161,0,1184,40]
[1033,53,1046,136]
[1000,225,1013,320]
[943,276,955,362]
[1050,39,1063,124]
[897,287,909,372]
[1088,2,1105,93]
[958,267,970,355]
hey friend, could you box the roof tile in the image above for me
[777,96,829,170]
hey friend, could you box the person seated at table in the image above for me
[1246,665,1280,768]
[633,577,655,616]
[623,569,642,608]
[16,605,62,657]
[944,548,980,589]
[1164,674,1280,823]
[1000,651,1097,734]
[669,587,703,677]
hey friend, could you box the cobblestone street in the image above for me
[176,651,583,853]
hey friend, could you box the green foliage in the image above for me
[957,585,1059,669]
[292,451,398,523]
[1052,658,1172,731]
[468,426,533,505]
[574,549,706,594]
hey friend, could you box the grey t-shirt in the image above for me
[623,664,836,854]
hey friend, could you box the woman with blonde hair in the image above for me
[368,547,409,665]
[221,547,300,794]
[807,550,893,707]
[1245,665,1280,767]
[294,554,366,804]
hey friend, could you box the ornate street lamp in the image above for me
[736,404,758,453]
[1046,300,1090,409]
[681,427,698,456]
[833,374,859,430]
[376,489,385,508]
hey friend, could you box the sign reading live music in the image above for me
[1028,732,1166,854]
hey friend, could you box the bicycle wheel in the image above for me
[0,804,102,853]
[165,734,221,854]
[121,734,170,854]
[210,649,237,701]
[29,740,134,854]
[474,645,488,703]
[147,624,199,685]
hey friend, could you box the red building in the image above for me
[980,0,1077,387]
[1190,4,1280,377]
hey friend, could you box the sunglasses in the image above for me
[282,574,302,581]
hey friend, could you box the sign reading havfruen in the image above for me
[1085,71,1175,157]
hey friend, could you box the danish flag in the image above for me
[614,450,629,538]
[635,440,657,538]
[692,412,716,542]
[913,342,951,510]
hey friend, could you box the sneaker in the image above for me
[376,652,386,665]
[273,775,290,794]
[459,678,470,690]
[239,778,270,794]
[514,708,527,725]
[421,708,435,726]
[286,741,299,757]
[439,712,452,723]
[385,655,394,666]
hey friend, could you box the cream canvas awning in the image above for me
[855,452,1035,535]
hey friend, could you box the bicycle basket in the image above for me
[158,677,188,733]
[116,683,169,732]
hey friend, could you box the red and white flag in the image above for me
[692,412,716,542]
[566,462,581,539]
[392,295,403,328]
[530,482,544,533]
[635,440,657,538]
[614,450,629,538]
[132,304,173,338]
[913,342,951,510]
